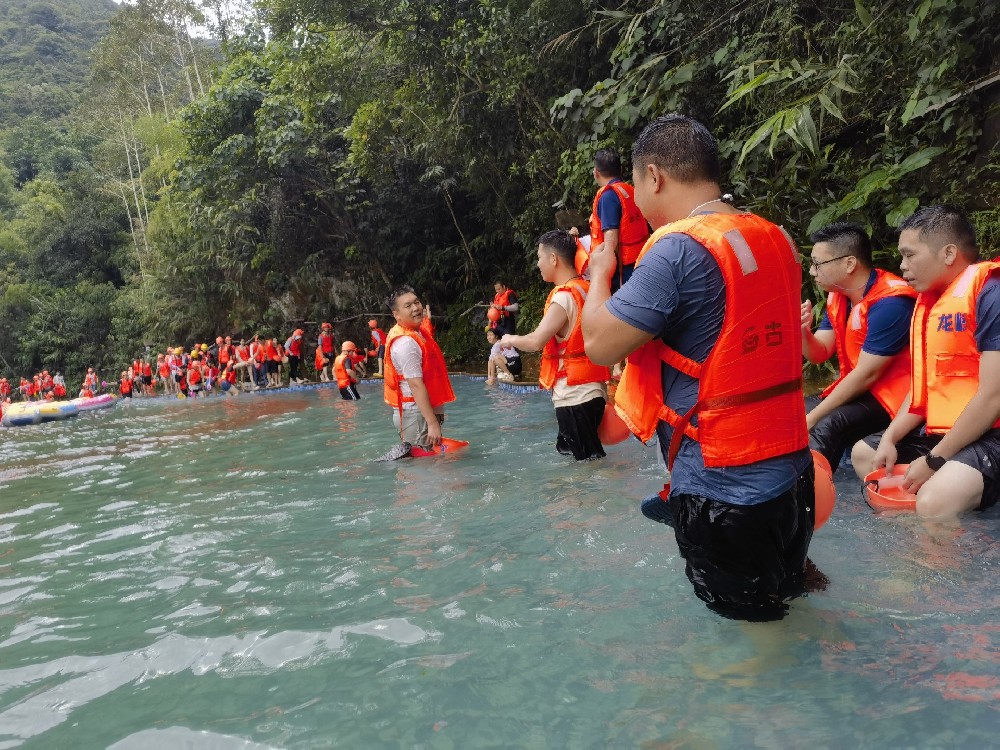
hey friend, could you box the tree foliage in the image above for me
[0,0,997,380]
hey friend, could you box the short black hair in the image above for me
[594,148,623,179]
[899,205,978,261]
[631,114,721,185]
[493,279,507,288]
[386,285,417,311]
[809,222,873,267]
[536,229,576,266]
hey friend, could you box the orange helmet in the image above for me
[322,322,332,329]
[341,341,357,352]
[368,319,378,328]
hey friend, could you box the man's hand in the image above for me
[498,334,514,348]
[872,436,898,474]
[800,300,813,334]
[587,242,615,283]
[426,419,442,447]
[902,456,934,493]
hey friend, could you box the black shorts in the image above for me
[505,356,522,378]
[670,464,815,621]
[142,375,152,386]
[122,390,132,398]
[340,384,360,400]
[863,427,1000,511]
[554,396,606,461]
[376,345,385,358]
[808,391,891,470]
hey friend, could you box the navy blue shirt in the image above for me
[817,269,915,356]
[607,231,810,506]
[596,178,624,232]
[976,277,1000,351]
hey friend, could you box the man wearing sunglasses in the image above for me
[801,222,916,471]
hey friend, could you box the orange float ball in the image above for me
[486,307,502,323]
[597,403,631,445]
[811,449,836,530]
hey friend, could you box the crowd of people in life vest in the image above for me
[2,319,392,407]
[378,113,999,623]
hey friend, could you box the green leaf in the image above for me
[886,198,920,227]
[817,92,845,122]
[854,0,874,27]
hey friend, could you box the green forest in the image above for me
[0,0,997,381]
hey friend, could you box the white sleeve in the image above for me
[390,336,423,379]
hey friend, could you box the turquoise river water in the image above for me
[0,377,997,749]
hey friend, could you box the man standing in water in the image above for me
[582,114,814,620]
[501,230,610,460]
[590,148,650,290]
[801,223,916,471]
[381,286,456,457]
[852,205,1000,517]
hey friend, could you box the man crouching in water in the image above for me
[381,286,456,457]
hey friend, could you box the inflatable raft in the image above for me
[2,400,80,427]
[71,394,117,412]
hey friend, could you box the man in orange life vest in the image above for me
[334,341,362,400]
[801,223,916,470]
[852,205,1000,518]
[489,280,519,336]
[383,286,456,451]
[368,319,386,377]
[590,148,650,290]
[500,230,610,460]
[582,114,814,620]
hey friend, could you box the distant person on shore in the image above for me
[381,286,456,457]
[334,341,362,400]
[368,319,386,377]
[485,328,521,384]
[285,328,305,384]
[490,280,520,336]
[318,323,337,381]
[801,222,916,470]
[315,344,330,381]
[851,205,1000,518]
[501,230,610,460]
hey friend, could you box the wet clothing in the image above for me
[555,396,607,461]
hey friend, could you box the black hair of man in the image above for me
[386,285,417,311]
[899,204,979,262]
[809,222,874,267]
[537,229,577,266]
[493,279,508,288]
[594,148,623,179]
[631,114,722,185]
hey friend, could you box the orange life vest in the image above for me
[492,289,516,323]
[909,261,1000,434]
[219,345,233,365]
[538,278,611,390]
[589,181,650,266]
[319,332,335,355]
[286,336,302,357]
[383,320,456,410]
[614,213,808,469]
[187,365,202,385]
[333,354,355,388]
[120,378,132,394]
[315,346,327,370]
[370,327,386,349]
[822,269,916,417]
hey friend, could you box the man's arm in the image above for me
[500,303,568,353]
[801,300,836,363]
[806,350,893,429]
[580,242,654,365]
[602,228,620,266]
[405,376,441,446]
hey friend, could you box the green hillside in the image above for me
[0,0,119,127]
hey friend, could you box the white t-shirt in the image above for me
[490,342,518,360]
[548,289,607,408]
[389,336,423,410]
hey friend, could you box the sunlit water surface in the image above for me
[0,378,997,749]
